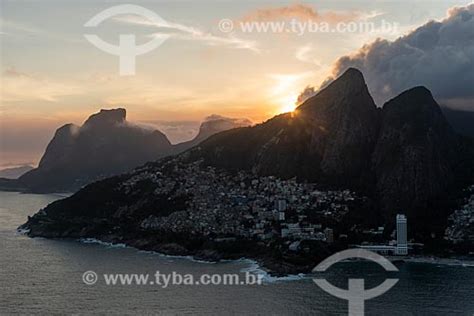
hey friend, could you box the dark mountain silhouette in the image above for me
[1,109,250,193]
[373,87,461,228]
[0,165,34,179]
[172,115,252,155]
[14,109,172,192]
[194,68,379,189]
[441,107,474,138]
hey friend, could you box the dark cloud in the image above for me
[203,114,253,127]
[141,115,252,144]
[296,86,317,105]
[316,3,474,109]
[139,120,201,144]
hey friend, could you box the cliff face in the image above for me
[18,109,173,192]
[196,69,379,189]
[298,68,380,185]
[373,87,460,225]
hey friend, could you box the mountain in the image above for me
[193,71,474,231]
[441,107,474,138]
[0,165,34,179]
[13,109,173,193]
[1,109,251,193]
[194,68,379,190]
[21,68,474,269]
[171,115,252,155]
[372,87,463,232]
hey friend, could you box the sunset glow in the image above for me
[277,94,298,114]
[1,0,472,168]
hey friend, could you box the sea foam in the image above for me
[238,259,307,283]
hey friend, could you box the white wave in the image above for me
[78,238,312,279]
[138,250,217,264]
[239,259,307,283]
[79,238,217,264]
[16,228,30,235]
[79,238,128,249]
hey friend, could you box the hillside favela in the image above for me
[1,1,474,315]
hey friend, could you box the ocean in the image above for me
[1,191,473,315]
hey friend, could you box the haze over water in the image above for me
[1,191,473,315]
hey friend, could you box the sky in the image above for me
[1,0,473,168]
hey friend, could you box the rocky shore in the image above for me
[21,219,340,276]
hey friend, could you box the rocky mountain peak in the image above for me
[384,86,440,112]
[83,108,126,127]
[328,67,366,89]
[373,86,459,230]
[297,67,375,119]
[381,86,452,135]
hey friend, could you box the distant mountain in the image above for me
[0,165,34,179]
[441,107,474,138]
[172,115,252,155]
[12,108,172,192]
[1,109,250,193]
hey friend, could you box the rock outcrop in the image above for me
[373,87,460,227]
[17,109,173,192]
[195,68,379,189]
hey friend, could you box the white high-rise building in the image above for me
[275,199,287,212]
[396,214,408,255]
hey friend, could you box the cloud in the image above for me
[295,44,322,66]
[116,15,259,53]
[141,120,201,144]
[318,3,474,108]
[242,3,374,24]
[203,114,253,126]
[1,68,83,102]
[296,86,317,104]
[141,115,252,144]
[0,18,82,43]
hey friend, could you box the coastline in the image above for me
[76,237,474,281]
[77,237,308,282]
[18,229,474,283]
[386,255,474,267]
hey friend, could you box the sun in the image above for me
[268,74,308,114]
[277,93,298,114]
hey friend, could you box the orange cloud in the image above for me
[242,3,361,24]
